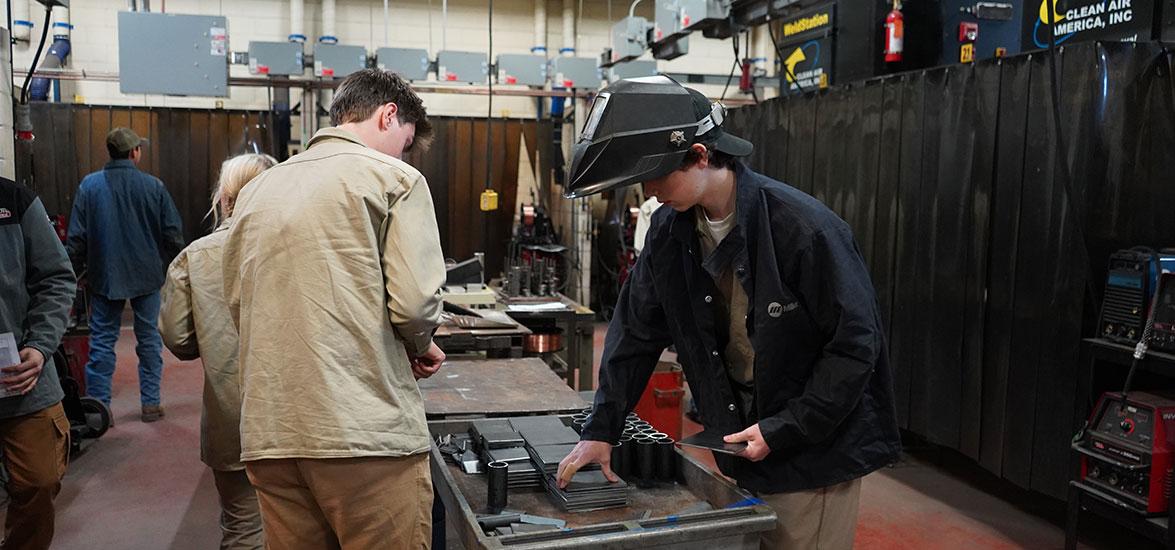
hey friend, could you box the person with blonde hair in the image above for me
[160,152,276,550]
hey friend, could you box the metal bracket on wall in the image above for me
[960,2,1015,21]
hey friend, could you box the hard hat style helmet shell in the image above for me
[565,75,753,199]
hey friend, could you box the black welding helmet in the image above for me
[564,75,753,199]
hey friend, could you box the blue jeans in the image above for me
[85,291,163,407]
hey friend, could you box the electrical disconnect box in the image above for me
[437,51,488,84]
[248,41,304,76]
[376,48,430,80]
[609,60,658,81]
[550,57,602,89]
[610,16,651,65]
[117,12,229,97]
[654,0,729,43]
[496,54,548,86]
[313,44,367,78]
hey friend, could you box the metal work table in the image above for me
[501,293,596,391]
[419,357,586,419]
[419,356,773,549]
[429,416,776,549]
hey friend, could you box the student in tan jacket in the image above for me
[160,153,277,550]
[222,69,446,549]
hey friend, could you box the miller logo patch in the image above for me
[767,302,799,318]
[669,130,686,146]
[0,208,11,220]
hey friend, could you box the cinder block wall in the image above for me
[7,0,764,117]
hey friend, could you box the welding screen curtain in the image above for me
[724,41,1175,499]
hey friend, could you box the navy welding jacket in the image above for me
[580,163,902,494]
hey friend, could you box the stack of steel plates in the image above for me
[508,416,582,446]
[541,468,629,512]
[514,416,628,512]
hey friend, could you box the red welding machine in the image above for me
[1076,391,1175,515]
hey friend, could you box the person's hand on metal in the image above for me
[724,423,771,462]
[411,341,445,380]
[2,348,45,395]
[556,440,618,489]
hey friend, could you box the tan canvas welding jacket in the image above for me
[160,220,249,471]
[222,127,445,462]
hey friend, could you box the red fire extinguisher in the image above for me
[884,0,904,63]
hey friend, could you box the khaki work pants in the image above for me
[212,468,264,550]
[758,477,862,550]
[0,403,69,550]
[245,454,432,550]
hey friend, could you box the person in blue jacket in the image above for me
[556,76,901,549]
[66,127,184,423]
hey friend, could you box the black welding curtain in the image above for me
[724,41,1175,499]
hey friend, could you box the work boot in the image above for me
[141,405,164,423]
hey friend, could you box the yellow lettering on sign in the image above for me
[784,13,831,37]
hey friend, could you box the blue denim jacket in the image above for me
[581,164,902,493]
[66,160,185,299]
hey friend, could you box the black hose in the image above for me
[482,0,494,254]
[720,16,740,101]
[486,0,493,190]
[21,7,52,104]
[766,17,806,96]
[6,0,14,86]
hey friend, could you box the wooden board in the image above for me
[420,358,585,418]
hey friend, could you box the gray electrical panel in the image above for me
[550,57,602,89]
[314,44,367,78]
[609,60,658,81]
[496,54,547,86]
[437,51,487,84]
[609,16,650,65]
[654,0,729,42]
[654,1,683,42]
[376,47,430,80]
[117,12,228,97]
[248,41,304,76]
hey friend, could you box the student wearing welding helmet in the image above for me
[556,76,901,549]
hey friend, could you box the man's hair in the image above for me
[681,144,738,171]
[329,69,433,150]
[108,144,133,160]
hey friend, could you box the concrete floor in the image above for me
[13,323,1161,549]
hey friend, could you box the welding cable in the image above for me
[486,0,493,191]
[766,16,806,96]
[720,18,740,101]
[482,0,494,256]
[5,0,12,82]
[21,7,52,104]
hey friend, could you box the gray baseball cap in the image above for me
[106,127,148,153]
